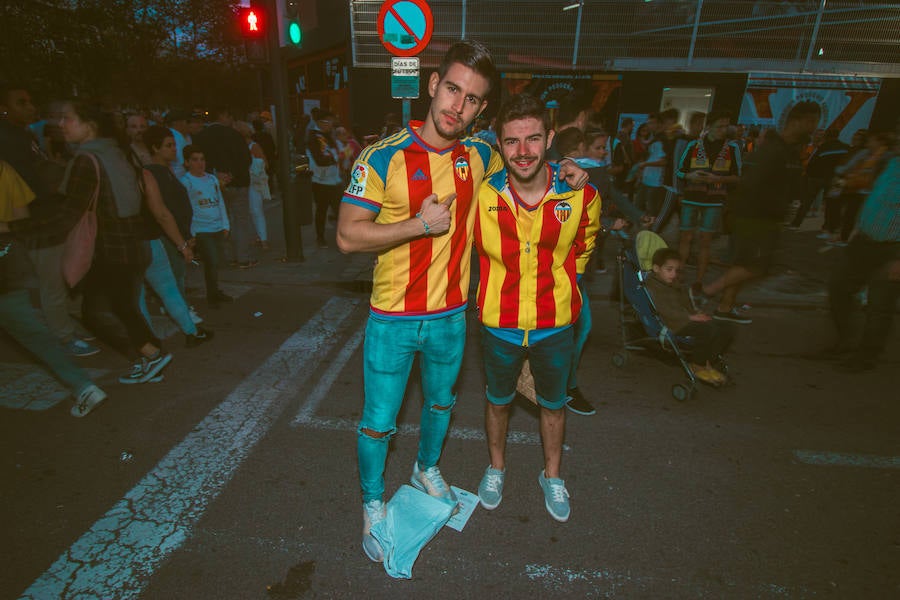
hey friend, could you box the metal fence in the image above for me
[350,0,900,76]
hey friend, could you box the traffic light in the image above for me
[281,0,302,47]
[238,5,266,39]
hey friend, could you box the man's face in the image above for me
[317,116,334,134]
[156,136,177,162]
[645,117,658,133]
[2,89,37,127]
[499,116,552,185]
[427,62,490,143]
[126,115,147,143]
[707,118,729,142]
[797,114,820,139]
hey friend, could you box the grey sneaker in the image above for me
[118,352,172,384]
[71,384,107,417]
[410,462,458,505]
[538,470,571,522]
[362,499,386,562]
[478,466,505,510]
[66,338,100,357]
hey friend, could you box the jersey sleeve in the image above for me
[575,185,602,275]
[342,155,386,213]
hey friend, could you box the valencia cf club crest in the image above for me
[554,200,572,223]
[454,156,470,182]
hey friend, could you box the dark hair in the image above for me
[652,248,681,267]
[870,131,895,148]
[252,119,265,133]
[183,144,203,162]
[785,101,821,123]
[646,112,659,121]
[660,108,680,123]
[555,127,585,158]
[144,125,174,155]
[557,93,591,128]
[707,110,732,125]
[437,40,496,93]
[584,129,609,148]
[0,81,27,105]
[495,94,550,140]
[621,117,634,128]
[66,98,119,139]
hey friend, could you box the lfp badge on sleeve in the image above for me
[391,57,419,99]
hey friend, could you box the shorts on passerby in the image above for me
[731,217,780,273]
[680,203,723,233]
[481,326,574,410]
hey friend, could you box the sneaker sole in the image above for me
[138,354,173,383]
[565,402,596,416]
[478,495,502,510]
[713,315,752,324]
[410,477,461,514]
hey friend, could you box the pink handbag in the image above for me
[61,153,101,288]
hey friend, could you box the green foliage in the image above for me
[0,0,258,109]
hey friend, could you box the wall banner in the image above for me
[738,73,881,143]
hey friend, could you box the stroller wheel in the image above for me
[611,352,627,368]
[671,383,694,401]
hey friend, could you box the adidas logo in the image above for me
[412,169,428,181]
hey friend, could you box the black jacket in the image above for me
[193,123,251,188]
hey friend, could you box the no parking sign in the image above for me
[377,0,434,57]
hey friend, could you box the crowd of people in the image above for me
[0,82,366,417]
[1,38,897,572]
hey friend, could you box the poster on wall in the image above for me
[500,73,622,132]
[738,73,881,143]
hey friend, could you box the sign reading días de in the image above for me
[379,0,432,99]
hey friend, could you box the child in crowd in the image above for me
[179,145,232,309]
[645,248,735,385]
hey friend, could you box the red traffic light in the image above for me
[238,6,266,39]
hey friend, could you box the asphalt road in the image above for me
[2,204,898,599]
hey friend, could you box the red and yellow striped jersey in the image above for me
[474,164,601,340]
[343,122,501,318]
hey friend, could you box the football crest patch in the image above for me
[454,156,470,182]
[347,163,368,196]
[554,200,572,223]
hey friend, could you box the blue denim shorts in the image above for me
[481,326,574,410]
[680,203,723,233]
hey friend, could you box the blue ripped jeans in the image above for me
[358,311,466,503]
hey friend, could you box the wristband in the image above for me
[177,241,189,251]
[415,212,431,235]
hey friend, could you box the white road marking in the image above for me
[793,449,900,470]
[296,415,543,446]
[20,298,360,600]
[290,321,544,446]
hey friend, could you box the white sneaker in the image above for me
[362,499,386,562]
[71,384,107,417]
[189,306,203,324]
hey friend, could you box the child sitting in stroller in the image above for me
[645,247,735,385]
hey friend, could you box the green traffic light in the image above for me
[289,21,302,45]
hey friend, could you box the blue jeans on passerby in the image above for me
[567,280,591,390]
[482,325,574,410]
[223,186,256,264]
[358,311,466,503]
[138,238,197,336]
[0,289,93,396]
[160,237,187,300]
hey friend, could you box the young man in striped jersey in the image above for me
[338,41,589,562]
[473,94,601,523]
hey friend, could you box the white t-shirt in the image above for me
[641,139,666,188]
[180,172,230,235]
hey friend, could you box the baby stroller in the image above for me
[610,230,729,400]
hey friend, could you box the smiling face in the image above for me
[499,116,553,186]
[422,62,489,146]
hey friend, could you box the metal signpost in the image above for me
[377,0,433,124]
